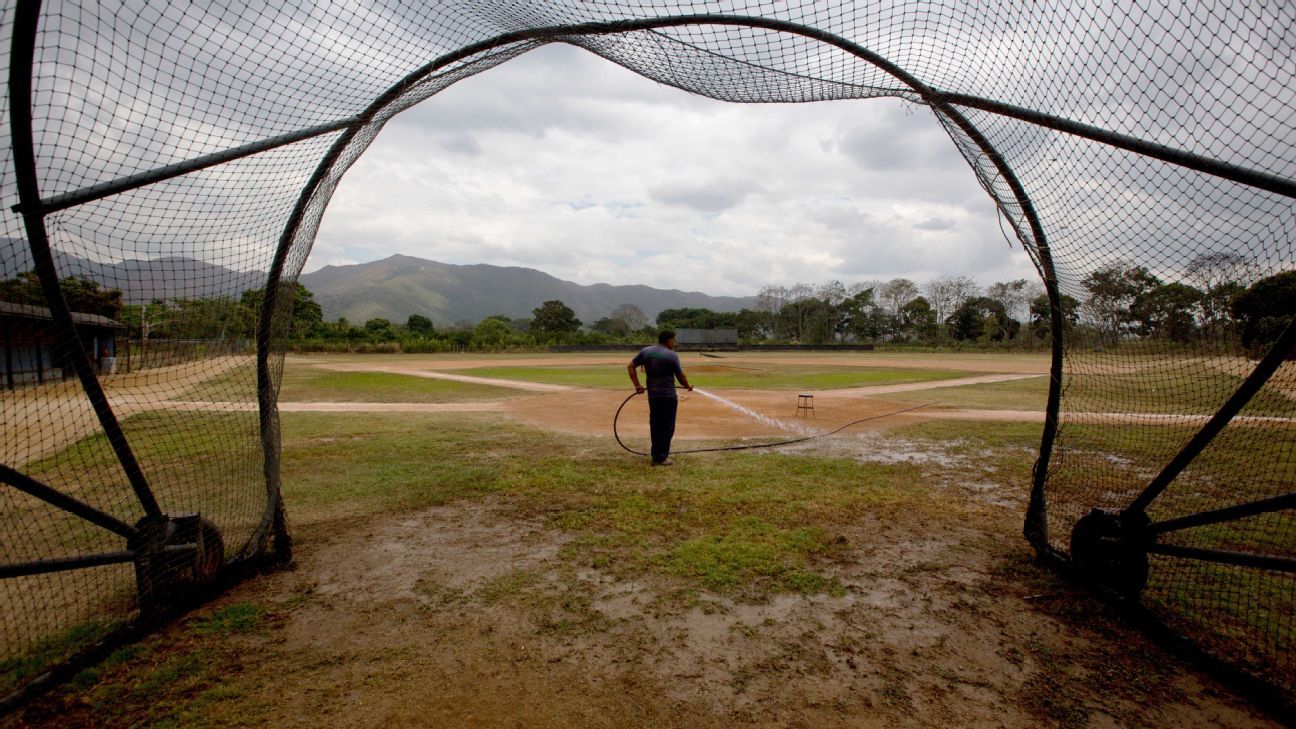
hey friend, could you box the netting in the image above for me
[1,0,1292,708]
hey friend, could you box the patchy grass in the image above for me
[5,410,963,725]
[276,412,946,600]
[897,417,1296,689]
[15,602,275,729]
[664,518,845,595]
[0,620,122,695]
[185,603,266,636]
[172,361,257,401]
[443,363,971,391]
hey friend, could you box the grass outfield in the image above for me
[278,369,520,402]
[177,363,520,402]
[442,363,971,390]
[886,375,1048,411]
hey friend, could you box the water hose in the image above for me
[612,391,937,457]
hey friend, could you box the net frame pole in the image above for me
[1125,313,1296,516]
[249,15,1067,560]
[249,36,546,560]
[935,92,1296,200]
[7,0,162,521]
[1148,492,1296,536]
[17,117,364,216]
[0,552,136,580]
[1145,543,1296,573]
[3,322,13,389]
[0,464,138,539]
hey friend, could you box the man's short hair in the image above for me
[658,329,676,344]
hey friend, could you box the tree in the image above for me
[1081,262,1160,345]
[241,283,322,338]
[1185,252,1251,341]
[924,276,979,328]
[473,317,512,347]
[363,317,396,340]
[817,280,849,306]
[656,307,736,330]
[1,271,124,319]
[781,282,816,341]
[118,299,170,340]
[735,308,773,340]
[155,297,251,340]
[531,300,581,335]
[756,285,788,318]
[592,317,628,335]
[790,297,840,343]
[406,314,436,336]
[878,278,919,319]
[843,286,885,342]
[609,304,648,331]
[1230,271,1296,356]
[985,279,1031,324]
[1029,293,1080,341]
[948,296,1017,342]
[896,296,937,342]
[1131,282,1202,343]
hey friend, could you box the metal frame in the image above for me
[0,464,136,540]
[8,0,162,523]
[6,2,1295,714]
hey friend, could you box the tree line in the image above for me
[3,255,1292,354]
[611,256,1292,354]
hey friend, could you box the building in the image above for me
[674,328,739,350]
[1,301,125,388]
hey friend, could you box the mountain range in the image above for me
[2,238,263,304]
[298,254,758,325]
[2,240,756,325]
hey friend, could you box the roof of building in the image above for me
[0,300,126,330]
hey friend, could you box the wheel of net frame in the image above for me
[1,0,1294,717]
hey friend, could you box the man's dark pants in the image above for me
[648,396,678,463]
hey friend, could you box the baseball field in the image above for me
[3,350,1282,728]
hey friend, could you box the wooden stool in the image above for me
[795,394,815,418]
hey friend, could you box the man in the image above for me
[628,329,692,466]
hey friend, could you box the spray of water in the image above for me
[692,388,820,436]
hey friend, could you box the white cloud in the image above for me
[310,43,1039,296]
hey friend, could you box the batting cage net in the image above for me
[2,0,1292,708]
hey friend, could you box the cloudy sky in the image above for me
[309,42,1041,297]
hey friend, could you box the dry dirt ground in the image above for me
[112,495,1265,729]
[6,352,1285,727]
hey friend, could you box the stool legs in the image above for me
[795,394,815,418]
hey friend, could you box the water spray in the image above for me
[612,389,937,457]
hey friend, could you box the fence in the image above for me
[118,339,253,373]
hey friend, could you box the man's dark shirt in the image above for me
[632,344,683,399]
